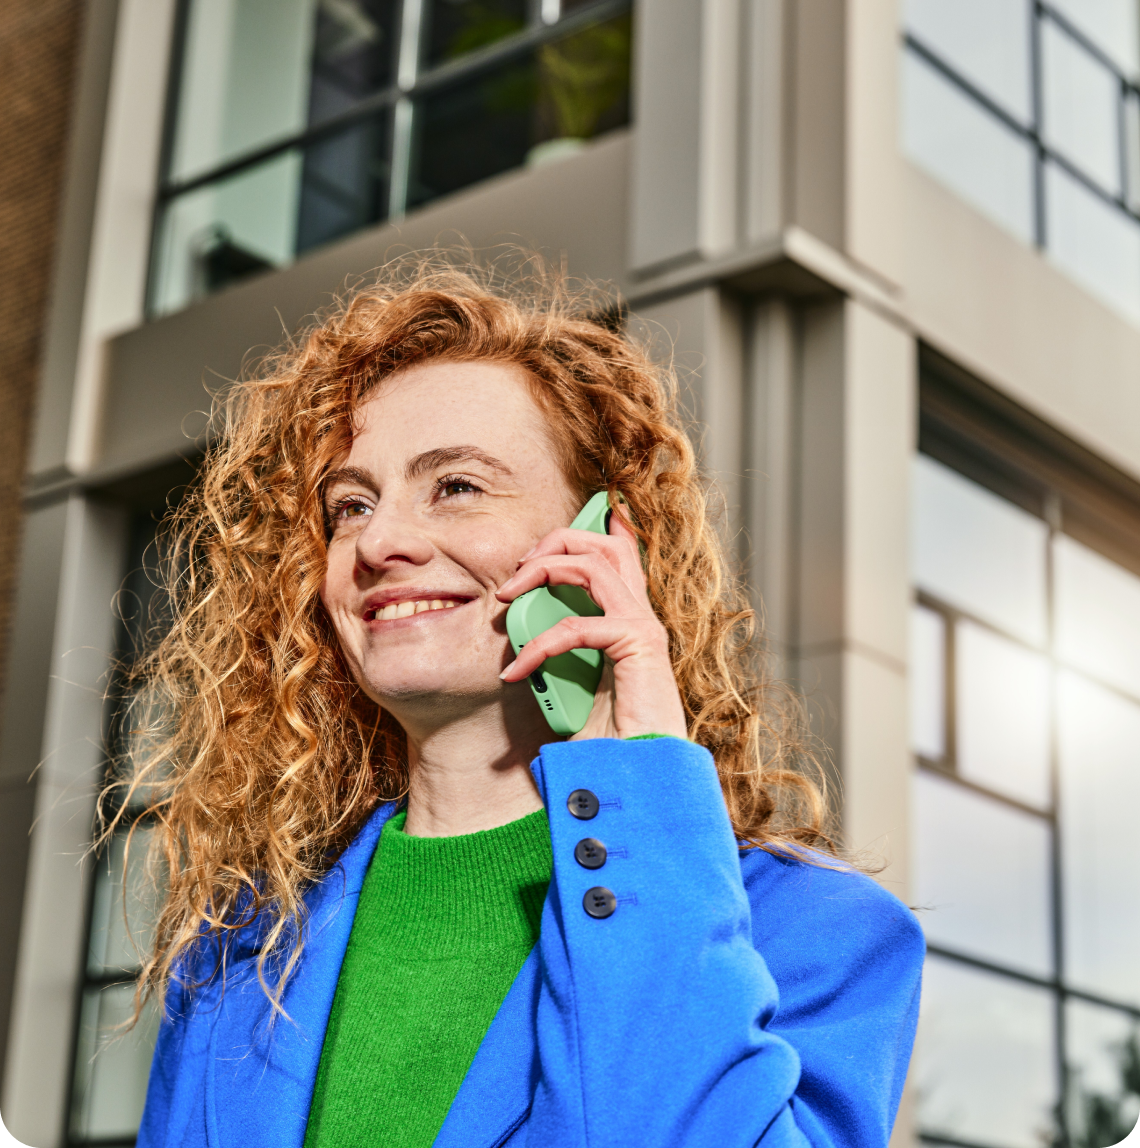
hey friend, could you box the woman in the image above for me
[122,259,923,1148]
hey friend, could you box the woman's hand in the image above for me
[495,512,688,741]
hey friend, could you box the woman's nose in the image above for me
[354,507,435,570]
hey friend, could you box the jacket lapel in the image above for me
[207,801,396,1148]
[206,799,540,1148]
[433,945,540,1148]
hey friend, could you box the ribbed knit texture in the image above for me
[303,807,552,1148]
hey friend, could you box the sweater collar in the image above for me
[363,808,551,956]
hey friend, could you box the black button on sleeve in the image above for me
[567,789,599,820]
[583,886,617,919]
[574,837,607,870]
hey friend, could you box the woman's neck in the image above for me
[398,699,550,838]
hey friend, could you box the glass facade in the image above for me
[902,0,1140,324]
[149,0,632,317]
[69,517,164,1147]
[911,452,1140,1148]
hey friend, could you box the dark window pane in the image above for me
[424,0,528,67]
[308,0,401,123]
[297,115,392,253]
[409,13,631,207]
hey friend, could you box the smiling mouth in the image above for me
[367,599,464,621]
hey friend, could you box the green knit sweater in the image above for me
[303,807,553,1148]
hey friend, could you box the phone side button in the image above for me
[529,671,548,693]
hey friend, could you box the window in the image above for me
[68,513,166,1146]
[149,0,632,317]
[902,0,1140,324]
[911,351,1140,1148]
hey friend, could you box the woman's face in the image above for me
[320,359,579,720]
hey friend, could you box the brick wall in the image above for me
[0,0,84,1097]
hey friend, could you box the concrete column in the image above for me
[742,297,796,657]
[2,494,128,1146]
[632,287,746,544]
[628,0,742,271]
[794,296,915,897]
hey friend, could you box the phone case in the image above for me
[505,490,611,735]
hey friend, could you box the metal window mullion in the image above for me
[390,0,426,219]
[1031,1,1048,249]
[1043,492,1070,1146]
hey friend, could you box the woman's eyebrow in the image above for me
[323,465,377,492]
[405,446,514,479]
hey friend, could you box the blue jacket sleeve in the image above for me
[525,736,924,1148]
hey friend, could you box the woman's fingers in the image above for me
[515,524,645,599]
[500,612,668,682]
[496,551,645,616]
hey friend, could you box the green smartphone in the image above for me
[505,490,611,735]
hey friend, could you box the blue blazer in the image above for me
[137,737,924,1148]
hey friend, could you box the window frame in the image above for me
[146,0,634,315]
[904,2,1140,251]
[915,347,1140,1148]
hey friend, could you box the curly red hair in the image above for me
[107,253,833,1017]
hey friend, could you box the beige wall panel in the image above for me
[789,0,846,249]
[96,132,631,479]
[844,299,912,665]
[632,288,746,543]
[844,0,904,286]
[742,0,789,244]
[744,298,796,651]
[904,161,1140,481]
[795,297,913,892]
[841,647,910,896]
[628,0,702,268]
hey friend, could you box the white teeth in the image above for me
[373,598,462,619]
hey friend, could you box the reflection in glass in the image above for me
[1065,999,1140,1148]
[956,620,1051,809]
[911,454,1048,646]
[424,0,528,67]
[901,52,1036,246]
[914,770,1053,976]
[1048,0,1140,80]
[904,0,1032,122]
[1042,21,1121,195]
[87,824,158,978]
[151,151,303,316]
[1046,161,1140,325]
[910,605,946,761]
[169,0,318,183]
[409,14,630,207]
[307,0,400,124]
[1058,671,1140,1008]
[916,957,1057,1148]
[70,986,160,1141]
[1055,534,1140,700]
[297,116,392,253]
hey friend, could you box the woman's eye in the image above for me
[439,479,478,498]
[331,499,371,522]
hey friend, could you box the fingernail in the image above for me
[500,659,517,680]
